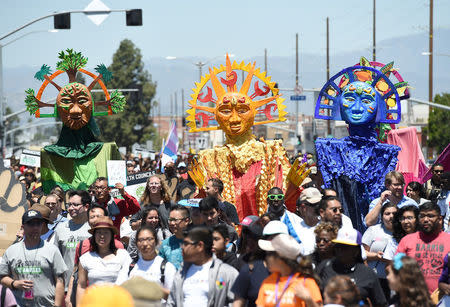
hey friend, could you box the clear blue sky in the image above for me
[1,0,450,68]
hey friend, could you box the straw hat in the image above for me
[88,216,118,235]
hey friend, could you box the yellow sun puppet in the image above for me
[187,55,310,219]
[24,49,124,192]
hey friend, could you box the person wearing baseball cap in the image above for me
[29,203,54,242]
[0,209,67,307]
[231,216,270,307]
[256,233,323,307]
[295,188,322,255]
[316,228,387,306]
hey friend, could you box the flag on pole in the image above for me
[161,121,179,167]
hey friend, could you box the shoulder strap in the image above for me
[128,258,138,276]
[160,259,167,284]
[1,285,7,307]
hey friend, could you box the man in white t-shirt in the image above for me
[295,187,322,255]
[319,196,353,231]
[54,190,91,292]
[167,226,238,307]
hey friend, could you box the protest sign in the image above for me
[109,170,155,200]
[19,150,41,167]
[106,160,127,187]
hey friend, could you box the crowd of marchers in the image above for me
[1,155,449,307]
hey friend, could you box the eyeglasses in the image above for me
[137,237,155,243]
[418,214,439,220]
[67,202,83,208]
[433,170,443,174]
[400,216,416,222]
[268,194,284,201]
[168,217,187,223]
[181,240,198,247]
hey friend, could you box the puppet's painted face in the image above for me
[216,92,255,136]
[340,81,378,125]
[56,83,93,130]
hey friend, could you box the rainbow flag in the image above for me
[161,121,178,167]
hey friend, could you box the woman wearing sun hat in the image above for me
[76,216,132,303]
[256,233,322,307]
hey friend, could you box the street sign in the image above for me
[290,95,306,101]
[84,0,110,26]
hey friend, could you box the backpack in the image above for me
[70,241,84,306]
[128,258,168,284]
[1,285,7,307]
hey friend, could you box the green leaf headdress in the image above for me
[24,49,126,118]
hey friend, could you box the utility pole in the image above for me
[428,0,433,107]
[295,33,299,154]
[373,0,376,61]
[181,88,185,151]
[427,0,434,158]
[264,48,268,73]
[326,17,331,136]
[158,98,161,137]
[170,93,173,121]
[174,90,178,123]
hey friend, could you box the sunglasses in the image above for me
[268,194,284,201]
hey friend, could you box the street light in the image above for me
[0,7,143,156]
[0,29,59,156]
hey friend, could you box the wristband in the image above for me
[11,280,16,290]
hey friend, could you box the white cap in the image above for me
[258,234,303,260]
[262,221,288,236]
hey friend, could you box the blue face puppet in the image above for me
[340,81,379,126]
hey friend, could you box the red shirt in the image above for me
[396,231,450,293]
[74,238,124,265]
[96,192,140,238]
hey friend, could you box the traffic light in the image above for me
[182,117,186,127]
[126,9,142,26]
[297,135,302,145]
[54,13,71,29]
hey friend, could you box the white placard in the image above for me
[19,153,40,167]
[3,159,10,168]
[106,160,127,187]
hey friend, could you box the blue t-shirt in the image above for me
[158,235,183,269]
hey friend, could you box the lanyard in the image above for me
[274,273,296,307]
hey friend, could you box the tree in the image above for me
[424,93,450,153]
[95,39,158,149]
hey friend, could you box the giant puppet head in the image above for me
[25,49,126,130]
[315,57,409,132]
[186,55,287,143]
